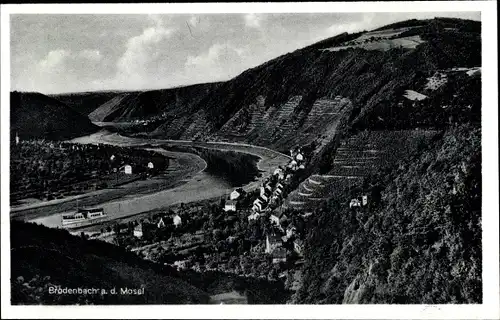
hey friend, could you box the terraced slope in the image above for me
[285,130,438,211]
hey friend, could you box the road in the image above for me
[19,130,290,231]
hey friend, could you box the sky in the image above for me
[10,12,480,94]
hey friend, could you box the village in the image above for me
[94,145,372,291]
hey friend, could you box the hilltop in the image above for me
[51,91,123,116]
[10,91,99,141]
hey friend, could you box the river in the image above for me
[23,130,291,231]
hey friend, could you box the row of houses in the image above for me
[133,214,183,238]
[250,147,308,220]
[248,146,310,263]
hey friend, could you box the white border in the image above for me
[1,2,498,319]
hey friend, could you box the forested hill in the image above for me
[11,221,210,304]
[10,91,99,141]
[293,123,481,304]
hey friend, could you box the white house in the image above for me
[157,218,166,228]
[248,212,260,221]
[269,214,280,226]
[362,195,368,206]
[260,186,266,197]
[230,189,241,200]
[265,234,282,254]
[133,224,143,238]
[224,200,237,212]
[296,153,304,162]
[173,214,182,227]
[123,164,133,174]
[15,133,20,145]
[252,199,264,212]
[288,160,298,171]
[148,162,154,169]
[110,154,115,161]
[349,198,361,208]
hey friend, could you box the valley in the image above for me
[8,17,483,305]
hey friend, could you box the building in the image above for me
[349,198,361,208]
[148,162,154,169]
[248,212,260,221]
[230,189,241,200]
[270,214,280,226]
[294,239,304,256]
[286,225,296,240]
[173,214,182,227]
[362,195,368,206]
[123,164,133,174]
[265,234,282,254]
[224,200,237,212]
[157,217,166,228]
[296,153,304,162]
[15,132,20,145]
[133,224,144,238]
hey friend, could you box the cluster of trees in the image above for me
[10,141,168,201]
[293,123,481,303]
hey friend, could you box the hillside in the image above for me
[292,123,481,304]
[11,221,210,304]
[10,91,99,140]
[51,91,122,116]
[143,18,480,147]
[88,83,221,122]
[80,18,481,163]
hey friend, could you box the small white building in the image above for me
[269,214,280,226]
[157,217,166,228]
[230,189,241,200]
[133,224,143,238]
[224,200,237,212]
[248,212,260,221]
[265,234,282,254]
[15,133,20,145]
[110,154,116,161]
[173,214,182,227]
[252,199,263,212]
[349,198,361,208]
[296,153,304,162]
[147,162,154,169]
[123,164,133,174]
[260,186,266,197]
[362,195,368,206]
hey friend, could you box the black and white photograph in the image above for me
[1,2,498,319]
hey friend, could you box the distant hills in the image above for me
[10,17,480,148]
[10,91,99,141]
[51,91,122,116]
[87,83,221,122]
